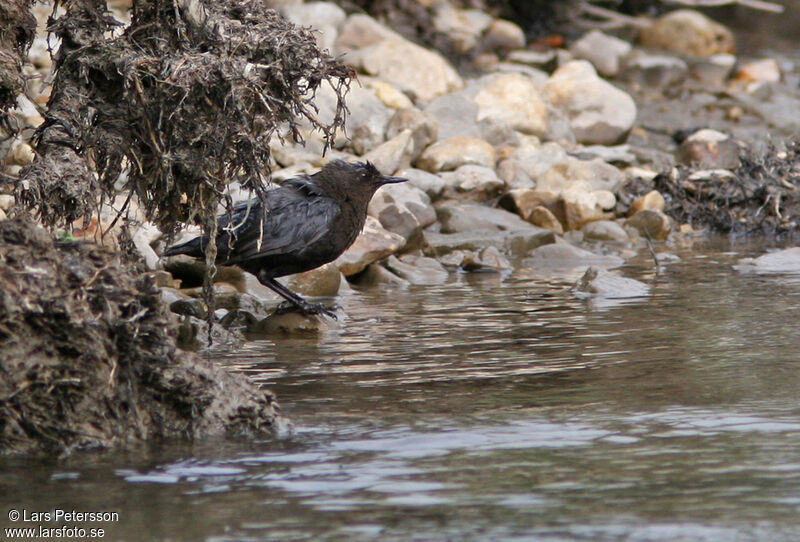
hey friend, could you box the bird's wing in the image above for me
[219,190,340,265]
[281,175,327,197]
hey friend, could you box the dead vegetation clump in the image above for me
[0,0,35,118]
[19,0,351,233]
[0,216,279,455]
[621,141,800,236]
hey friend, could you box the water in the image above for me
[5,237,800,541]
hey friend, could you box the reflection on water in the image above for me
[5,237,800,541]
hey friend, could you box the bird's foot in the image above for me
[275,300,339,320]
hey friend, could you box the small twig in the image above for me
[666,0,784,13]
[573,2,651,30]
[642,229,660,276]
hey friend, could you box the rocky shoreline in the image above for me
[2,1,800,453]
[159,2,800,338]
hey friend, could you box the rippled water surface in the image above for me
[5,238,800,541]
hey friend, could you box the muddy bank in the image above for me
[0,217,278,455]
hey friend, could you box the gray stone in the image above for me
[285,262,342,297]
[396,168,447,201]
[439,246,511,272]
[424,87,481,142]
[0,194,14,211]
[734,247,800,274]
[676,129,740,169]
[249,312,329,336]
[361,129,414,174]
[438,202,536,233]
[279,2,346,52]
[481,18,526,53]
[628,190,665,216]
[623,53,688,88]
[335,216,406,276]
[569,30,632,77]
[496,159,535,191]
[386,108,438,162]
[545,60,637,145]
[433,3,492,53]
[690,54,736,87]
[335,13,401,52]
[345,38,464,102]
[352,263,410,286]
[384,254,449,285]
[439,164,505,199]
[303,84,391,154]
[638,9,734,57]
[569,144,637,165]
[735,58,781,84]
[345,86,393,154]
[473,73,548,137]
[581,220,630,242]
[625,209,672,240]
[416,137,496,172]
[170,297,207,319]
[182,282,242,311]
[370,182,436,228]
[524,241,625,270]
[573,266,650,298]
[424,228,555,258]
[506,49,557,71]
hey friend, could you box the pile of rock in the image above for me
[4,2,799,337]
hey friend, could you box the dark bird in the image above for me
[164,160,406,318]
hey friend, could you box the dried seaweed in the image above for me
[621,141,800,236]
[0,216,279,455]
[0,0,36,126]
[19,0,351,232]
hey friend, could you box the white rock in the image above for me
[639,9,734,57]
[362,129,414,175]
[437,202,537,233]
[582,220,630,242]
[0,195,14,211]
[416,137,495,172]
[569,30,632,77]
[735,247,800,274]
[367,80,414,110]
[279,2,346,52]
[396,168,446,200]
[438,164,504,197]
[623,53,688,88]
[384,254,449,285]
[545,60,637,145]
[433,3,492,53]
[370,182,436,228]
[525,241,625,272]
[335,13,401,52]
[335,216,405,276]
[345,38,464,103]
[481,18,526,53]
[474,73,548,137]
[386,108,438,163]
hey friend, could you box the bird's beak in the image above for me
[381,175,407,185]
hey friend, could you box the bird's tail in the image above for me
[163,236,205,258]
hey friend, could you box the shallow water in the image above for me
[5,237,800,541]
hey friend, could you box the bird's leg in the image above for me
[259,275,338,320]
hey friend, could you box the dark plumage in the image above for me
[164,160,406,318]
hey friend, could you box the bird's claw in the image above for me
[275,301,339,320]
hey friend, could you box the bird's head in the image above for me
[348,161,406,189]
[315,160,406,204]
